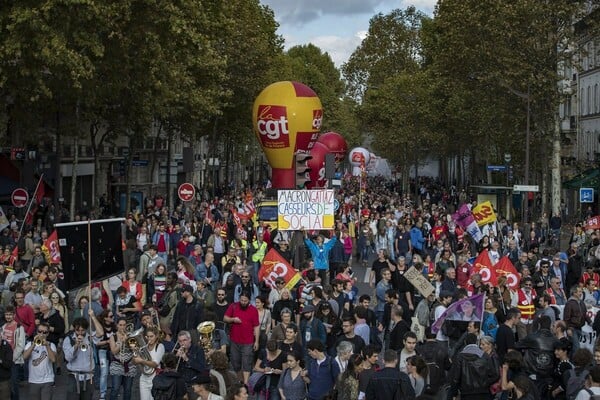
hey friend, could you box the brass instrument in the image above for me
[127,328,155,375]
[151,308,166,342]
[197,321,215,355]
[172,342,183,370]
[125,323,135,334]
[34,337,44,346]
[77,334,88,352]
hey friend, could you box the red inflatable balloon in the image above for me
[317,131,348,163]
[306,142,329,189]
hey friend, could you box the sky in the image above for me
[260,0,438,68]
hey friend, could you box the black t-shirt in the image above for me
[395,231,411,254]
[334,334,366,356]
[496,324,516,363]
[372,258,390,284]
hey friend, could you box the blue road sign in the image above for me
[487,165,507,172]
[334,199,340,211]
[580,188,594,203]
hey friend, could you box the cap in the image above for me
[302,304,315,313]
[439,290,453,299]
[181,284,194,293]
[190,375,212,385]
[141,310,152,317]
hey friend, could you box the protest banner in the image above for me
[452,204,482,242]
[432,294,485,334]
[586,215,600,230]
[471,249,497,286]
[277,189,335,231]
[43,230,61,264]
[494,256,521,290]
[404,266,435,298]
[259,249,302,289]
[472,201,497,226]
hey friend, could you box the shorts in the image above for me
[230,341,254,372]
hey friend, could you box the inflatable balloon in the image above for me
[349,147,371,176]
[252,81,323,188]
[317,132,348,163]
[306,142,329,189]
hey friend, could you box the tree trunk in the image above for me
[551,113,562,215]
[165,130,172,207]
[69,136,79,221]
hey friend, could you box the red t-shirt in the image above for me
[157,233,167,252]
[225,302,259,345]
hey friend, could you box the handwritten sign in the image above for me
[472,201,497,226]
[277,189,335,231]
[404,267,435,298]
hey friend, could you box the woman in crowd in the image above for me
[226,384,249,400]
[271,289,296,327]
[406,355,428,396]
[253,339,285,400]
[277,323,302,357]
[152,263,167,305]
[278,350,307,400]
[133,326,165,400]
[109,317,138,400]
[121,267,143,310]
[316,302,340,351]
[336,353,364,400]
[210,350,241,397]
[483,297,499,339]
[255,295,272,349]
[176,256,196,288]
[72,295,89,320]
[270,308,295,343]
[50,291,68,329]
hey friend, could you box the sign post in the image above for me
[580,188,594,203]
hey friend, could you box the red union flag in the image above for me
[471,249,496,286]
[43,230,61,264]
[258,249,302,290]
[586,215,600,230]
[494,256,520,290]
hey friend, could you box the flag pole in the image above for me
[479,292,487,346]
[17,173,44,239]
[87,218,93,380]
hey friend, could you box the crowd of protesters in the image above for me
[0,177,599,400]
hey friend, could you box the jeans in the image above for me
[28,382,54,400]
[98,349,109,397]
[10,364,22,400]
[110,374,133,400]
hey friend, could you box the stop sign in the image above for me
[178,183,195,202]
[11,188,29,208]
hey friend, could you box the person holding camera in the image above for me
[23,321,56,400]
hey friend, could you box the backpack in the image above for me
[582,388,600,400]
[394,373,416,400]
[151,373,177,400]
[565,369,589,400]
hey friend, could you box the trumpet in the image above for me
[34,337,44,346]
[76,334,88,352]
[172,342,184,370]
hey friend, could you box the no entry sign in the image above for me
[11,188,29,208]
[178,183,195,202]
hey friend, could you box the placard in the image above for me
[277,189,335,231]
[404,266,435,298]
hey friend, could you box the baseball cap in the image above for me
[302,305,315,313]
[190,375,211,385]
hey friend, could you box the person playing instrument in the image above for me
[63,316,102,400]
[133,326,165,400]
[23,321,56,400]
[108,317,138,400]
[175,330,207,400]
[2,305,26,400]
[90,309,114,400]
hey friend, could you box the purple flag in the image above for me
[452,204,482,242]
[431,294,485,334]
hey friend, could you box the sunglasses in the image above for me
[37,330,49,334]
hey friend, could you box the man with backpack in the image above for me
[152,353,187,400]
[416,327,451,394]
[574,365,600,399]
[447,333,499,400]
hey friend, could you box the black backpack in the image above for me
[151,373,177,400]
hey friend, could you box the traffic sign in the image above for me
[580,188,594,203]
[513,185,539,192]
[487,165,507,172]
[177,183,195,202]
[11,188,29,208]
[334,199,340,211]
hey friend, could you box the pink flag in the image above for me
[432,293,485,333]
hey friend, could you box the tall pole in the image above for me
[524,85,531,223]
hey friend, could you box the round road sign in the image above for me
[178,183,195,202]
[11,188,29,208]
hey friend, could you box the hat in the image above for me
[190,375,212,386]
[141,310,152,318]
[302,305,315,313]
[559,252,568,262]
[439,290,453,299]
[181,284,194,293]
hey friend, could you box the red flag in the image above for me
[471,249,497,286]
[495,256,521,290]
[259,249,302,289]
[586,215,600,230]
[25,176,45,225]
[43,230,61,264]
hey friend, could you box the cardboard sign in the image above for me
[404,266,435,298]
[277,189,335,231]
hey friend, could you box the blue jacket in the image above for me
[305,236,337,271]
[194,262,219,286]
[307,355,338,400]
[300,317,327,350]
[410,227,425,251]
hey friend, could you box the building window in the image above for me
[596,84,599,113]
[588,86,592,115]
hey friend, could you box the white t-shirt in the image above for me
[575,386,600,400]
[146,343,165,378]
[26,341,56,384]
[399,349,416,373]
[435,305,448,341]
